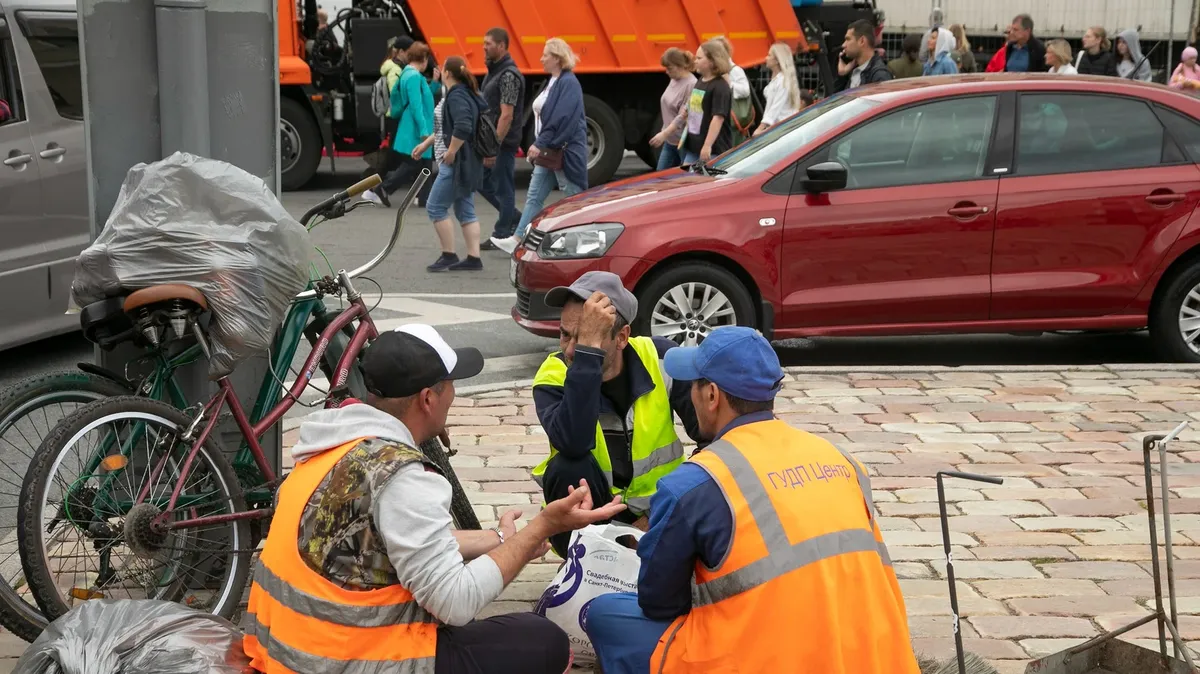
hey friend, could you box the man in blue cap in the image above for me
[582,326,915,673]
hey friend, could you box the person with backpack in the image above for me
[493,38,588,254]
[425,56,490,273]
[364,42,436,208]
[478,28,526,253]
[373,36,412,176]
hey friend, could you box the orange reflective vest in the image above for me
[243,438,438,673]
[651,419,918,673]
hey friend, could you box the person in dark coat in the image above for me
[834,19,893,91]
[1004,14,1046,72]
[1077,26,1119,76]
[495,38,589,253]
[424,56,488,273]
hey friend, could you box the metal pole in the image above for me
[1144,434,1169,662]
[936,472,966,674]
[1160,437,1179,660]
[1170,0,1179,80]
[155,0,211,157]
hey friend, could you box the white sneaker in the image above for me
[491,236,519,254]
[361,189,383,205]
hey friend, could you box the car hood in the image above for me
[533,170,739,231]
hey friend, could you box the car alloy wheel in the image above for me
[1178,279,1200,355]
[651,282,738,347]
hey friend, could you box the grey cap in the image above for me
[545,271,638,324]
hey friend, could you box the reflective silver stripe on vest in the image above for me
[632,439,684,476]
[253,562,435,628]
[248,612,435,674]
[691,439,892,607]
[830,443,878,522]
[624,494,653,512]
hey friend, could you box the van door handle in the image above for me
[39,146,66,160]
[3,153,32,168]
[1146,191,1187,205]
[947,204,989,217]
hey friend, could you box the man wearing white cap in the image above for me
[244,324,624,673]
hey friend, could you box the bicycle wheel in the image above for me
[420,438,481,530]
[0,370,132,642]
[18,396,252,623]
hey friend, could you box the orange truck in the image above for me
[276,0,819,191]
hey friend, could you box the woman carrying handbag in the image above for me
[492,37,588,254]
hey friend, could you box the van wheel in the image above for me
[584,95,624,186]
[280,97,322,191]
[1150,261,1200,363]
[634,263,756,347]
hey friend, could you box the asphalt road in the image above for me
[0,154,1170,400]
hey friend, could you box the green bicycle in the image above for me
[0,171,478,641]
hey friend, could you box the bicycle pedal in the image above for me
[69,588,105,601]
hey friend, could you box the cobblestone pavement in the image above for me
[4,364,1200,672]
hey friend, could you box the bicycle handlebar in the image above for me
[346,174,382,199]
[293,168,432,301]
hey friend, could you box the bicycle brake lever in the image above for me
[344,200,378,215]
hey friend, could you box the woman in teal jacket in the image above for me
[366,42,436,206]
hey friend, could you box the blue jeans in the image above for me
[477,147,522,238]
[515,165,583,239]
[682,149,700,165]
[583,593,672,674]
[656,143,683,171]
[425,160,477,224]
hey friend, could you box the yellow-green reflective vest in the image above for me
[530,336,684,514]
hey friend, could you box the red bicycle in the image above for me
[14,170,470,623]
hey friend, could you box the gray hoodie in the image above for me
[290,403,503,626]
[1116,28,1152,82]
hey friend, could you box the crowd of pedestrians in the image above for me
[360,12,1188,273]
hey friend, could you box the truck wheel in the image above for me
[634,262,756,347]
[280,97,322,191]
[1150,260,1200,363]
[584,95,624,187]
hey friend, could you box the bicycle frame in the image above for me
[145,287,378,530]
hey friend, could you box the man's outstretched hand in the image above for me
[537,480,627,535]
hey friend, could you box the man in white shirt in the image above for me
[243,324,626,674]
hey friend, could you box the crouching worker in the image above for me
[243,323,626,674]
[584,327,919,673]
[531,271,704,557]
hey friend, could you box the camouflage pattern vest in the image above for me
[296,437,438,590]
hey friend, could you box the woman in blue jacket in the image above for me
[493,38,588,254]
[923,27,959,76]
[366,42,435,207]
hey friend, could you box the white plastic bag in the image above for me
[533,523,644,667]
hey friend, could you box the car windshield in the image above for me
[708,93,880,177]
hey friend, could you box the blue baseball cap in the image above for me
[663,327,783,402]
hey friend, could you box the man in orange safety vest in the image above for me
[583,326,919,673]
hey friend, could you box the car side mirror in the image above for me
[801,161,848,194]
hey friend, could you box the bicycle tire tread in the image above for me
[17,396,253,627]
[420,439,481,530]
[0,371,132,642]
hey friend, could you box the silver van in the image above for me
[0,0,87,349]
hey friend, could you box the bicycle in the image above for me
[4,168,479,635]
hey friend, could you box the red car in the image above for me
[512,74,1200,362]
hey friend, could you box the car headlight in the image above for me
[538,223,624,259]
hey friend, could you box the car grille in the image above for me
[516,288,532,317]
[524,230,545,252]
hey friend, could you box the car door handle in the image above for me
[947,205,989,217]
[3,153,32,168]
[39,146,66,160]
[1146,192,1187,205]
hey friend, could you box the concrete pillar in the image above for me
[81,0,282,475]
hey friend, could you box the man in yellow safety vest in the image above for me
[530,271,704,556]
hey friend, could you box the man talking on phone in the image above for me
[530,271,705,557]
[835,19,893,92]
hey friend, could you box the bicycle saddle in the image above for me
[123,284,209,313]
